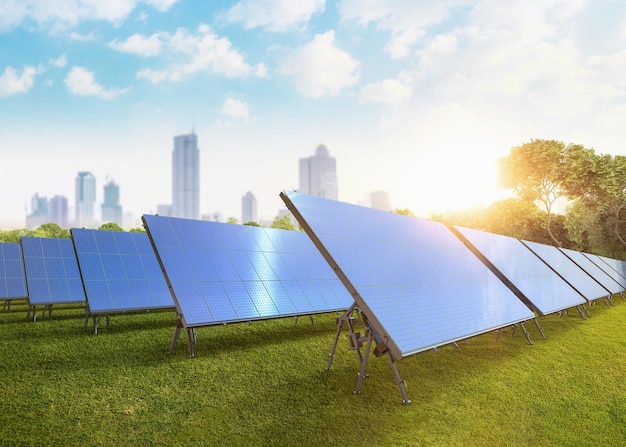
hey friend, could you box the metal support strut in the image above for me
[170,317,196,358]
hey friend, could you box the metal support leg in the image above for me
[387,350,411,404]
[326,303,357,370]
[533,318,546,340]
[170,319,183,354]
[354,330,374,395]
[293,315,316,328]
[186,328,196,358]
[519,322,533,345]
[575,305,586,320]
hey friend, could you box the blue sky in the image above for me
[1,0,626,228]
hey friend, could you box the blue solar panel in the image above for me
[453,226,586,316]
[0,242,28,299]
[595,255,626,281]
[520,239,609,303]
[142,214,353,328]
[583,253,626,289]
[280,191,535,360]
[21,237,86,305]
[71,229,174,313]
[558,248,623,295]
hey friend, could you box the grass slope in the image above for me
[1,299,626,446]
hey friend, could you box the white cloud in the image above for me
[135,25,259,82]
[219,97,250,121]
[109,33,164,57]
[277,31,360,98]
[64,66,129,100]
[0,0,180,31]
[69,31,96,41]
[50,54,67,68]
[359,78,413,104]
[225,0,325,32]
[0,66,37,97]
[385,28,425,59]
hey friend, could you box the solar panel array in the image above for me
[71,229,173,313]
[0,242,28,300]
[142,214,353,328]
[558,247,623,295]
[280,191,536,360]
[452,226,587,316]
[21,237,86,306]
[520,239,609,303]
[594,255,626,281]
[584,253,626,289]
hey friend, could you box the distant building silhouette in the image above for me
[368,190,392,211]
[25,193,48,229]
[101,179,123,225]
[299,144,338,200]
[156,204,172,217]
[49,195,69,228]
[241,191,258,224]
[172,132,199,220]
[75,171,96,225]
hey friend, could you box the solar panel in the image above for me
[520,239,609,304]
[279,191,535,357]
[452,226,587,316]
[558,247,623,295]
[71,229,174,332]
[584,253,626,289]
[21,237,87,320]
[595,255,626,281]
[0,242,28,302]
[142,215,353,353]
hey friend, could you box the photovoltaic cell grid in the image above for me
[594,255,626,281]
[584,253,626,289]
[280,191,535,360]
[520,239,609,303]
[558,247,623,295]
[0,242,28,299]
[71,229,174,313]
[142,214,353,327]
[21,237,86,305]
[453,226,586,316]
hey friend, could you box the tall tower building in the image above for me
[298,144,338,200]
[75,171,96,225]
[241,191,258,224]
[368,190,392,211]
[172,132,200,220]
[101,179,123,225]
[49,195,69,228]
[25,193,49,229]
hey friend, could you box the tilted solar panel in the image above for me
[0,242,28,300]
[452,226,586,316]
[71,229,174,314]
[142,214,353,330]
[279,191,535,361]
[558,248,623,295]
[595,255,626,281]
[584,253,626,288]
[21,237,86,307]
[520,239,609,303]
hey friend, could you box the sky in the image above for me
[1,0,626,228]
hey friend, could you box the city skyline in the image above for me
[2,1,626,228]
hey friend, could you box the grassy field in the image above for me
[2,298,626,446]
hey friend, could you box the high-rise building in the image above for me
[368,190,392,212]
[25,193,49,229]
[172,132,200,220]
[75,171,96,225]
[101,179,123,225]
[241,191,258,224]
[49,195,69,228]
[298,144,338,200]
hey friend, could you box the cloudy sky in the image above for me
[1,0,625,228]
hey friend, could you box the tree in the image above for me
[270,215,296,231]
[226,217,238,224]
[393,208,414,216]
[243,221,261,227]
[33,223,70,238]
[0,228,33,243]
[98,222,124,231]
[129,227,146,233]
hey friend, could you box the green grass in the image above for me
[2,299,626,446]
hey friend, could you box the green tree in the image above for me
[243,221,261,227]
[0,228,33,243]
[33,223,70,238]
[393,208,414,216]
[226,217,238,224]
[98,222,124,231]
[270,215,296,231]
[129,227,146,233]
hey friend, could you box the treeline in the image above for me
[430,139,626,259]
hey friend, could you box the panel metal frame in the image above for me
[0,242,29,310]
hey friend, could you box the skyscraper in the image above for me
[101,179,123,225]
[241,191,258,224]
[75,171,96,225]
[25,193,48,229]
[172,132,199,220]
[368,190,392,212]
[298,144,338,200]
[49,195,69,228]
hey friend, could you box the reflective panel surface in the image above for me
[281,191,535,360]
[142,214,353,327]
[583,253,626,289]
[0,242,28,299]
[71,229,173,313]
[21,237,86,305]
[595,255,626,281]
[558,248,623,295]
[454,226,586,315]
[520,239,608,302]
